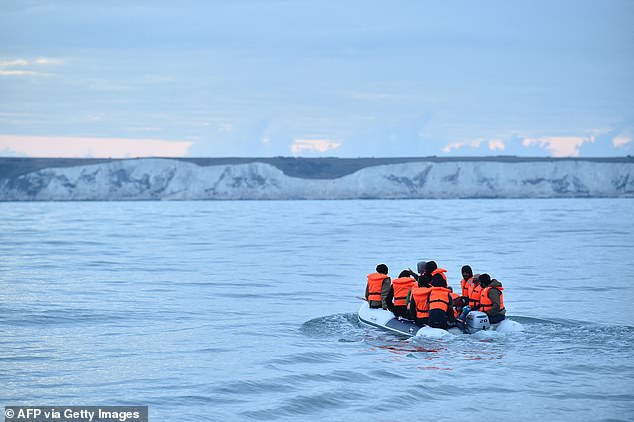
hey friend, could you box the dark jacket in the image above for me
[385,285,408,317]
[484,280,506,317]
[365,276,391,309]
[428,290,455,329]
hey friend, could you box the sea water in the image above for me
[1,199,633,421]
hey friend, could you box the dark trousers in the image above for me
[369,300,383,309]
[392,305,409,319]
[415,317,428,327]
[428,310,448,329]
[489,313,506,324]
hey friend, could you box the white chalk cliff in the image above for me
[1,158,632,200]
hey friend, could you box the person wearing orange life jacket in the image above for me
[386,270,417,318]
[432,267,448,282]
[427,274,456,329]
[459,265,474,297]
[478,274,506,324]
[446,286,463,319]
[408,282,432,326]
[417,261,448,287]
[451,295,467,319]
[408,261,448,325]
[467,274,483,310]
[364,264,391,309]
[401,260,428,310]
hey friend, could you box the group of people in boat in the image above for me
[364,261,506,329]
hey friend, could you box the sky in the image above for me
[0,0,632,158]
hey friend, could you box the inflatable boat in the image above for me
[357,301,498,336]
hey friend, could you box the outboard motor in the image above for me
[464,311,491,334]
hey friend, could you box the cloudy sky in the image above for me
[1,0,632,158]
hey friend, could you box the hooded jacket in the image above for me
[460,277,473,297]
[480,280,506,317]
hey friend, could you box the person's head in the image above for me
[424,261,438,274]
[399,269,411,278]
[376,264,388,275]
[473,274,481,285]
[418,277,431,288]
[461,265,473,280]
[416,261,427,274]
[431,273,446,287]
[479,273,491,287]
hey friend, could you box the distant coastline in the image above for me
[1,156,633,200]
[2,156,633,181]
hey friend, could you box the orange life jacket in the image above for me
[428,287,452,312]
[468,283,482,308]
[367,273,387,302]
[480,286,505,314]
[391,277,416,307]
[460,277,473,297]
[410,286,432,319]
[450,292,460,317]
[431,268,448,281]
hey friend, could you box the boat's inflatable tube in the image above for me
[357,302,423,337]
[358,302,510,336]
[357,302,451,337]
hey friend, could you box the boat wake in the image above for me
[301,311,633,345]
[300,313,363,341]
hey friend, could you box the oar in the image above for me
[355,296,368,301]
